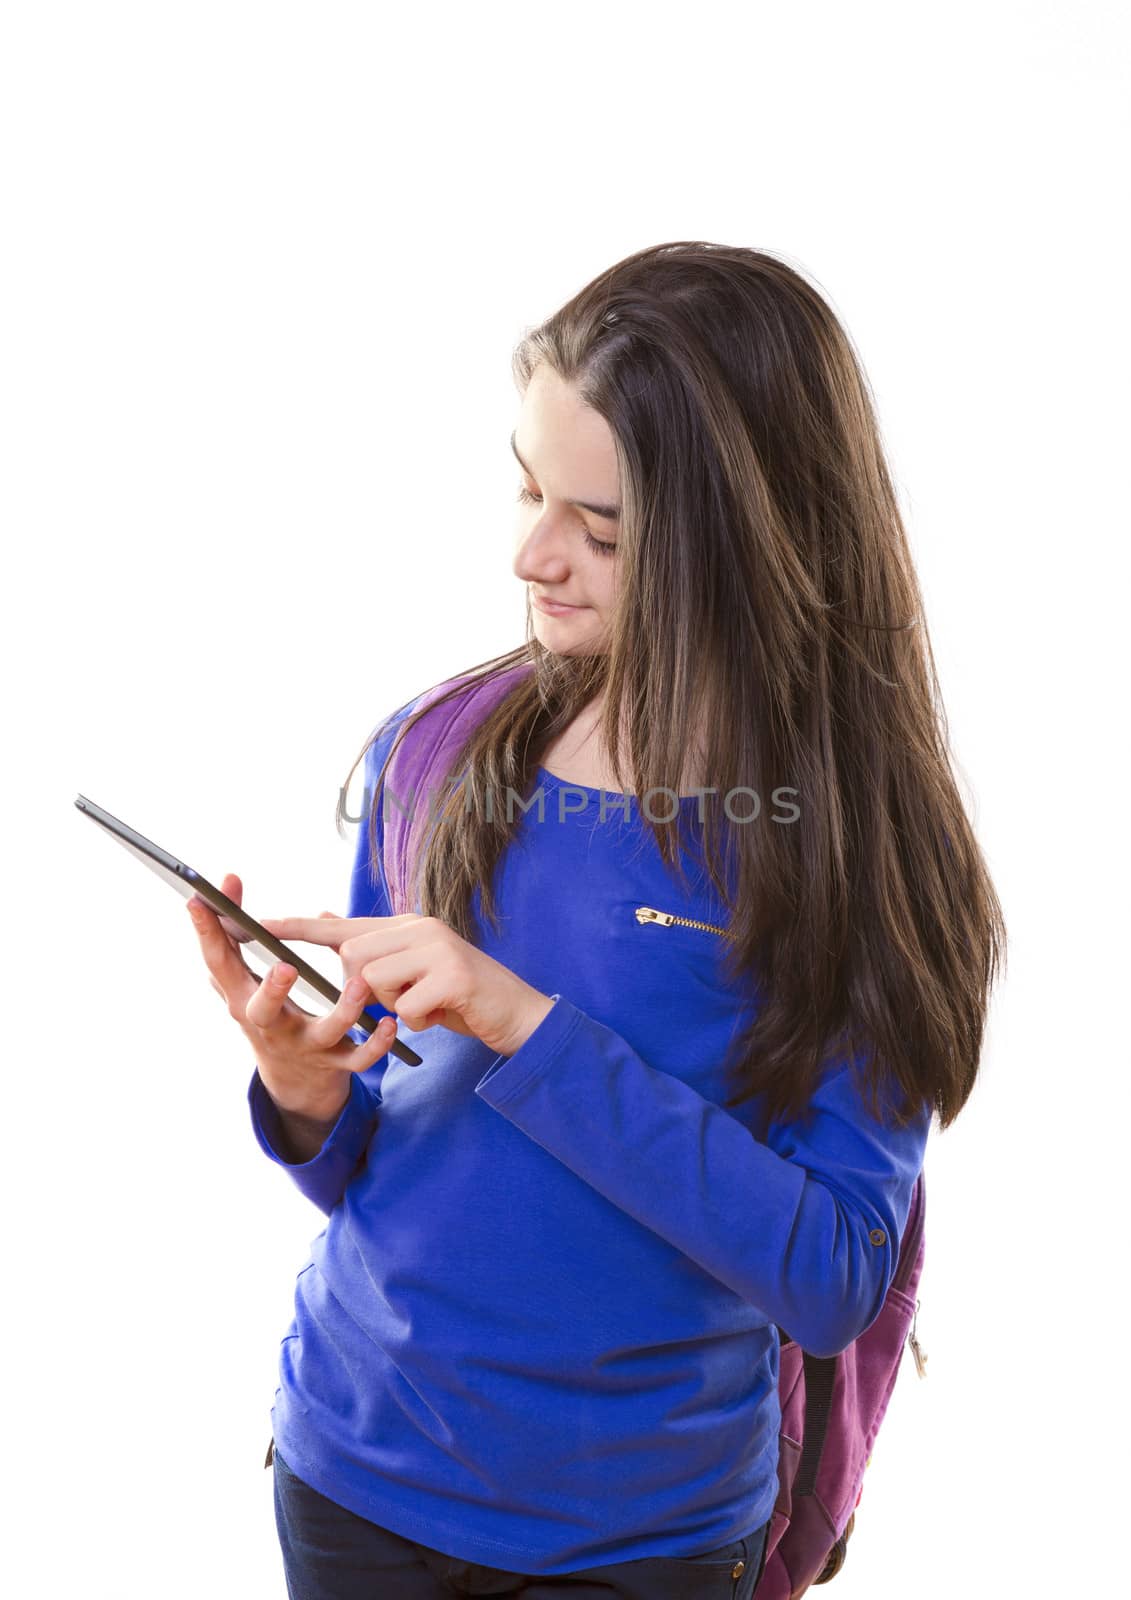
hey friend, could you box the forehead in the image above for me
[520,367,615,454]
[514,369,621,509]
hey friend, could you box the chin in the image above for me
[539,636,608,659]
[531,610,609,656]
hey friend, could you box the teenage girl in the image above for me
[188,241,1005,1600]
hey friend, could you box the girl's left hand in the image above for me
[258,912,556,1059]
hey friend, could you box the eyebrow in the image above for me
[510,431,621,522]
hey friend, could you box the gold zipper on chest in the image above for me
[635,905,734,940]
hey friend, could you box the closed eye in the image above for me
[516,486,619,556]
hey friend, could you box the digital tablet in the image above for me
[74,794,423,1067]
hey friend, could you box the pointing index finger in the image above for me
[259,917,347,946]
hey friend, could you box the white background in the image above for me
[2,2,1126,1595]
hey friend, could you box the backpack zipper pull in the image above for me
[908,1297,928,1378]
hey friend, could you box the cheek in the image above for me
[593,562,619,607]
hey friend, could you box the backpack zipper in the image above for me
[634,905,734,940]
[908,1299,928,1378]
[894,1175,929,1378]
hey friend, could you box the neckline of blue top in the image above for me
[533,764,706,807]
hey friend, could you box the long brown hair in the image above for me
[341,241,1006,1139]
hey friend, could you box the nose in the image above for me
[512,513,572,586]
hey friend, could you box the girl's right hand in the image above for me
[186,871,399,1123]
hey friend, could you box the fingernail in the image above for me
[274,964,296,983]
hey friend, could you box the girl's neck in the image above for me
[540,694,710,797]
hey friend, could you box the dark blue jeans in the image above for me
[273,1446,770,1599]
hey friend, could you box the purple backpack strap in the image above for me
[381,661,535,914]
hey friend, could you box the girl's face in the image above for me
[511,364,621,654]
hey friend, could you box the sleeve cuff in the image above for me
[248,1067,380,1169]
[475,994,582,1107]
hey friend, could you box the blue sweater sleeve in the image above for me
[475,994,931,1359]
[246,703,416,1214]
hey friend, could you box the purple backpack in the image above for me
[377,663,930,1597]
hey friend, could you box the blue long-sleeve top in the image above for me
[248,698,932,1573]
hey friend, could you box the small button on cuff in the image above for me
[731,1560,745,1578]
[869,1227,887,1246]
